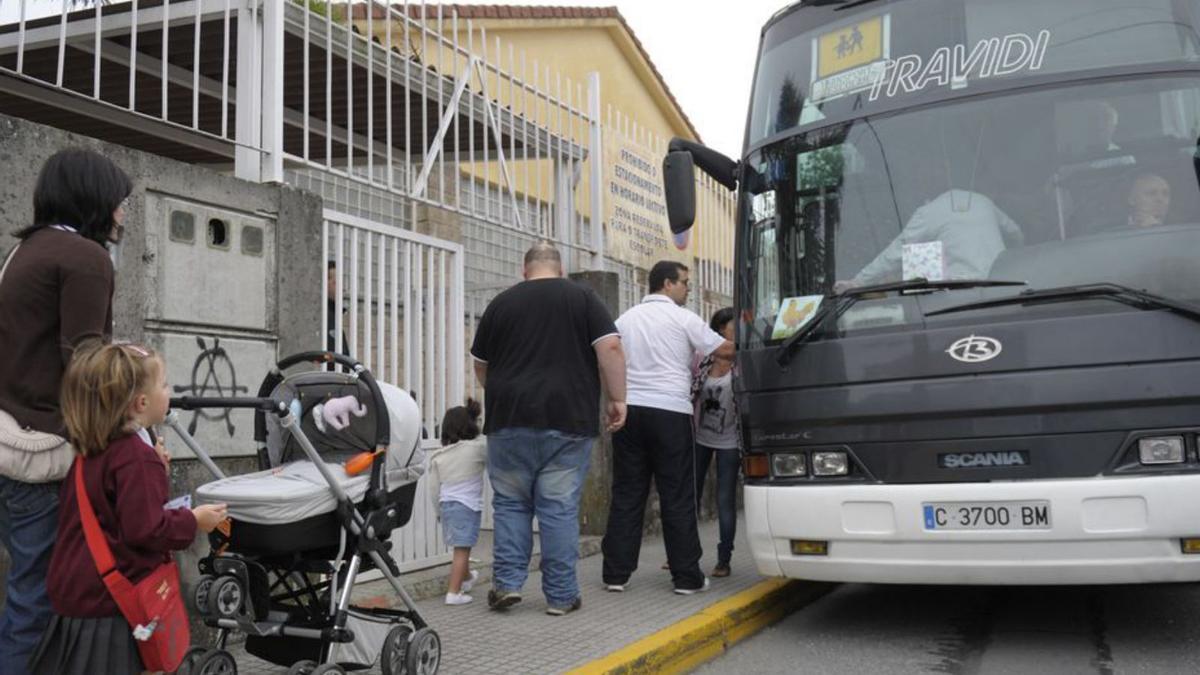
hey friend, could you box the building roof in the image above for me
[347,3,701,141]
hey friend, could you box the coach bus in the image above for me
[664,0,1200,584]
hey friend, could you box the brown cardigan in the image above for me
[0,227,114,435]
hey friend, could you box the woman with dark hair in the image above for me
[691,307,740,578]
[0,148,131,674]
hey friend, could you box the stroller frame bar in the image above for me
[337,555,363,615]
[165,411,228,480]
[212,618,329,641]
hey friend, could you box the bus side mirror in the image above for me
[663,150,696,234]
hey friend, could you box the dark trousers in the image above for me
[602,405,705,589]
[695,444,739,566]
[0,477,59,675]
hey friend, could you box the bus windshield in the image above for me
[748,0,1200,147]
[742,74,1200,348]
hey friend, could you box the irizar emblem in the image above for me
[946,335,1002,363]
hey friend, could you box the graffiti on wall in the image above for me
[172,336,248,436]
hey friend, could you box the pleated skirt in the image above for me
[28,614,144,675]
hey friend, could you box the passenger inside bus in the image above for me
[1064,164,1188,236]
[1121,172,1171,230]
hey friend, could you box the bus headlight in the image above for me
[1138,436,1185,465]
[771,453,807,477]
[812,451,849,476]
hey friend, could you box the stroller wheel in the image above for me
[176,646,211,675]
[405,628,441,675]
[208,575,245,619]
[192,574,216,615]
[194,648,237,675]
[285,660,318,675]
[312,664,346,675]
[381,624,413,675]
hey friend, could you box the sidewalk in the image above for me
[232,516,783,674]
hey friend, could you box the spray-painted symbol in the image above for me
[173,336,247,436]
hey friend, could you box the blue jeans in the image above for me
[0,476,59,675]
[694,444,739,566]
[487,428,593,606]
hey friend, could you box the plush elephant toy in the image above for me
[313,395,368,433]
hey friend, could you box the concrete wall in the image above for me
[0,113,324,632]
[0,115,324,390]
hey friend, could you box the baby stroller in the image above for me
[166,351,440,675]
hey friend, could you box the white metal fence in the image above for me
[0,1,603,260]
[0,0,266,164]
[322,208,463,570]
[286,2,603,264]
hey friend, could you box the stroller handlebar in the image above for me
[171,396,283,413]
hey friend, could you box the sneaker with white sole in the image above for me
[545,597,582,616]
[673,577,711,595]
[461,569,479,594]
[444,591,473,605]
[487,588,523,610]
[604,582,627,592]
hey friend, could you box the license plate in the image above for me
[923,501,1051,530]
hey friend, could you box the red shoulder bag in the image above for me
[75,456,191,673]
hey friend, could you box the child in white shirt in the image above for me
[426,399,487,605]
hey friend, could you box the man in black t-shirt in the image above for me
[470,242,626,615]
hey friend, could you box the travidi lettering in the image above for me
[869,30,1050,101]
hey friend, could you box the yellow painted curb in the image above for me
[566,579,834,675]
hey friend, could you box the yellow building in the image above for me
[354,3,735,310]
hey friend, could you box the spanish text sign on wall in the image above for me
[604,135,689,270]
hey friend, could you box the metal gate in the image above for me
[322,210,464,572]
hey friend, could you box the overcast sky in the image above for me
[545,0,786,157]
[0,0,785,156]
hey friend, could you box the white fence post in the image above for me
[260,0,285,182]
[555,158,573,270]
[588,72,604,270]
[234,0,261,180]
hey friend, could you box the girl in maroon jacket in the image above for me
[27,341,226,675]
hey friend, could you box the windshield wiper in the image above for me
[804,0,882,8]
[833,0,885,10]
[775,278,1027,366]
[926,283,1200,324]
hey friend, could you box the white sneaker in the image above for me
[673,577,711,596]
[604,583,627,592]
[445,591,474,605]
[461,570,479,594]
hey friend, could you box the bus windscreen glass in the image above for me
[742,74,1200,348]
[748,0,1200,146]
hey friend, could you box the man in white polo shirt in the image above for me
[601,260,734,595]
